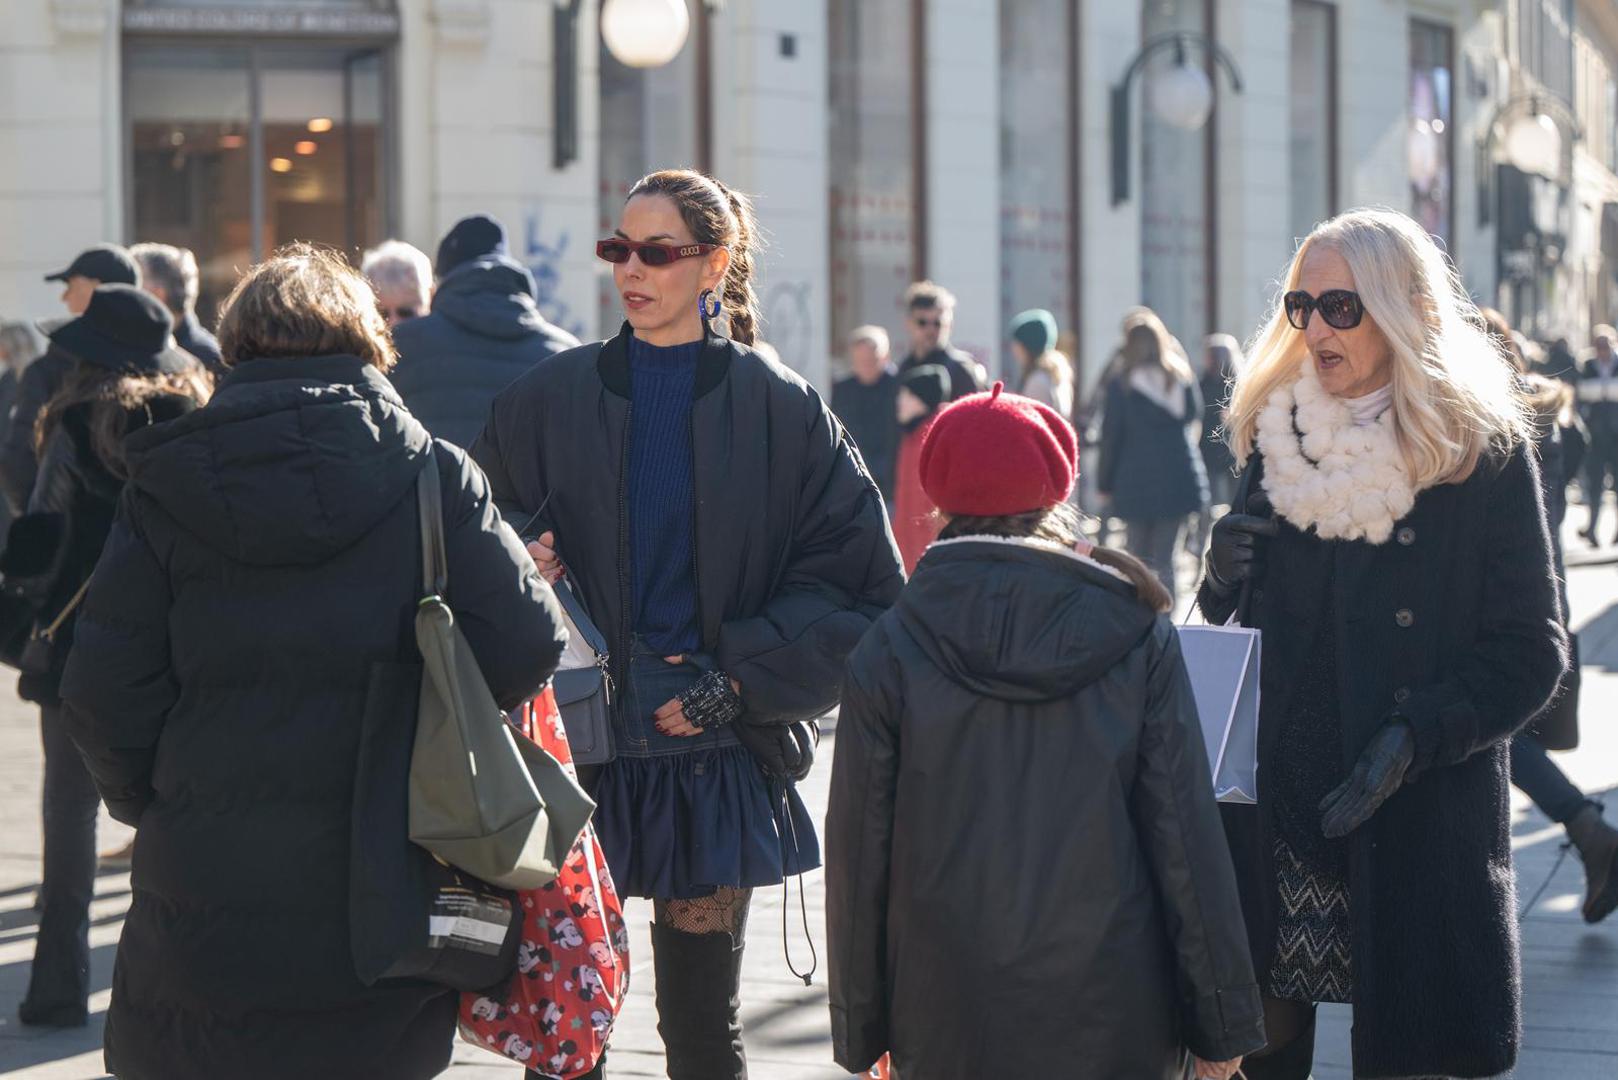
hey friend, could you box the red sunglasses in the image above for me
[596,238,721,266]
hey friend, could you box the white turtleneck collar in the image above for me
[1342,383,1393,427]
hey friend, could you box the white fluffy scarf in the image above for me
[1254,364,1417,545]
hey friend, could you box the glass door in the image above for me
[127,43,390,322]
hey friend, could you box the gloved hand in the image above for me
[1319,720,1415,838]
[1206,511,1279,595]
[735,718,819,783]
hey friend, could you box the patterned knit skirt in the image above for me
[1268,835,1352,1003]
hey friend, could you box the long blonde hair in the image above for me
[1114,308,1194,391]
[1225,208,1527,487]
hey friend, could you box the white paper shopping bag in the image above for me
[1174,623,1261,804]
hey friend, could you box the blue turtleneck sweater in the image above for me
[627,336,701,654]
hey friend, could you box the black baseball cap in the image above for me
[47,285,195,376]
[44,244,140,286]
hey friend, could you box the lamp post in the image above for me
[1476,93,1582,226]
[1110,32,1243,206]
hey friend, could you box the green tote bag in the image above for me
[407,451,594,890]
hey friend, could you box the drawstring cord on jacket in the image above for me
[772,777,817,985]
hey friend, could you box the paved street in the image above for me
[2,522,1616,1079]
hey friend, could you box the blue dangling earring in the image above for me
[698,288,723,323]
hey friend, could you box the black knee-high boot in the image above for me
[1239,1009,1317,1080]
[651,922,747,1080]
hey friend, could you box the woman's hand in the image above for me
[1320,720,1415,838]
[525,530,564,584]
[1191,1055,1243,1080]
[654,657,742,737]
[1207,512,1278,593]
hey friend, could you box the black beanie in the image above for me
[435,214,508,277]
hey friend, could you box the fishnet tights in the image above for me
[654,886,753,939]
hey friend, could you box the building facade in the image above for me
[6,0,1610,398]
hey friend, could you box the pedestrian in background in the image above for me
[1484,308,1618,925]
[9,285,209,1030]
[59,245,565,1080]
[1,245,141,515]
[1575,323,1618,546]
[896,281,985,402]
[890,363,950,573]
[130,242,223,374]
[0,322,46,535]
[1007,307,1074,419]
[830,325,900,506]
[1097,307,1208,600]
[390,215,579,449]
[472,169,902,1080]
[1540,334,1579,383]
[1201,208,1567,1079]
[361,238,434,328]
[827,385,1263,1080]
[1191,333,1242,556]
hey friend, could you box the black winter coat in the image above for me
[1197,442,1567,1079]
[1098,373,1209,520]
[828,538,1265,1078]
[59,355,566,1080]
[10,387,198,706]
[471,325,904,732]
[0,344,71,514]
[830,371,900,504]
[390,256,580,448]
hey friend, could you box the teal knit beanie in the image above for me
[1009,308,1058,358]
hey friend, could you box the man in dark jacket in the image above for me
[1,246,144,515]
[896,280,985,402]
[829,325,899,504]
[390,214,579,448]
[131,243,222,374]
[1576,324,1618,544]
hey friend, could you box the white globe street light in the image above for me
[601,0,691,69]
[1147,60,1214,131]
[1505,111,1562,178]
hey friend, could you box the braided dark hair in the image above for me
[626,170,762,345]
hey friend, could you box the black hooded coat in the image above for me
[827,538,1265,1079]
[58,355,566,1080]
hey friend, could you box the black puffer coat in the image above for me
[390,256,579,448]
[59,355,566,1080]
[828,538,1265,1079]
[470,324,904,733]
[1197,441,1566,1079]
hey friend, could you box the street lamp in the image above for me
[1110,33,1243,206]
[601,0,691,69]
[1476,93,1582,226]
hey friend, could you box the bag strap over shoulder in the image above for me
[417,449,448,600]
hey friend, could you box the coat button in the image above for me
[1396,527,1416,546]
[1394,686,1411,704]
[1395,608,1414,628]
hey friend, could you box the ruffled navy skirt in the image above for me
[591,650,820,900]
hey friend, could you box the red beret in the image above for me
[919,382,1078,516]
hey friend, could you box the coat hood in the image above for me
[431,255,549,342]
[897,537,1157,702]
[122,354,432,566]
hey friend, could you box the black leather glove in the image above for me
[1319,720,1415,838]
[1206,511,1279,595]
[735,718,819,783]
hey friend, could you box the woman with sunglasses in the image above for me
[472,169,903,1080]
[1198,208,1566,1080]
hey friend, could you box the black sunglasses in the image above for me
[1283,289,1365,331]
[595,238,720,266]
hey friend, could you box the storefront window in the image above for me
[127,44,389,322]
[828,0,916,365]
[1409,20,1455,252]
[1140,0,1212,350]
[999,0,1074,382]
[597,3,701,338]
[1289,1,1335,248]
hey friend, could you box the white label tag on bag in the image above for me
[427,887,511,954]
